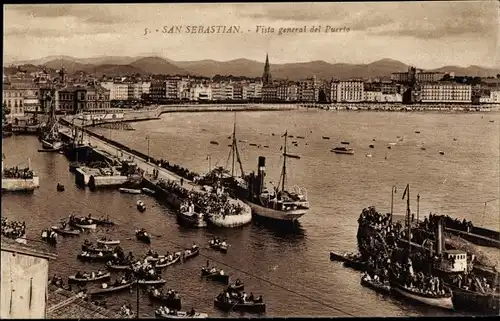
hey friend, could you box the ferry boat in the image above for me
[2,156,40,192]
[331,146,354,155]
[229,131,310,222]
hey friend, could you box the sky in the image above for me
[3,2,499,69]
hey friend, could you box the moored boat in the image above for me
[322,136,330,140]
[77,252,116,262]
[82,244,114,253]
[88,280,134,295]
[68,272,111,283]
[97,238,120,246]
[137,278,167,285]
[69,216,97,230]
[391,281,454,310]
[120,188,142,194]
[360,274,391,295]
[331,146,354,155]
[213,297,266,313]
[142,187,156,195]
[106,261,132,271]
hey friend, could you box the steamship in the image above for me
[222,126,310,222]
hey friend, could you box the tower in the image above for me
[262,53,272,85]
[59,66,67,84]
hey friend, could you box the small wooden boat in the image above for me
[249,143,257,147]
[341,141,350,145]
[145,255,160,263]
[88,281,134,295]
[97,238,120,246]
[141,187,156,195]
[391,282,453,310]
[57,183,65,192]
[82,244,114,253]
[77,252,116,262]
[288,135,294,138]
[369,144,374,148]
[421,147,426,150]
[137,200,146,212]
[119,188,141,194]
[177,211,206,228]
[210,141,219,145]
[70,219,97,230]
[331,147,354,155]
[137,278,166,285]
[183,248,199,261]
[439,151,445,155]
[106,261,132,271]
[155,310,208,319]
[489,120,494,123]
[68,272,111,283]
[360,276,391,295]
[214,297,266,313]
[329,251,361,263]
[148,290,182,310]
[136,230,151,244]
[208,241,228,253]
[322,136,330,140]
[51,226,81,236]
[155,253,182,268]
[415,131,421,134]
[387,146,392,149]
[263,145,269,148]
[297,136,305,139]
[201,268,230,284]
[227,282,244,292]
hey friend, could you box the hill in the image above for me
[128,57,189,75]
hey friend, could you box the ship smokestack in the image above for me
[436,216,443,256]
[257,156,266,195]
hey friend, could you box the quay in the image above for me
[58,121,252,227]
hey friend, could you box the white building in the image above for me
[246,82,263,99]
[364,91,403,102]
[332,80,364,102]
[420,83,472,103]
[211,83,234,100]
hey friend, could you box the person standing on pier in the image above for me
[180,178,184,186]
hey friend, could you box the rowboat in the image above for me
[155,310,208,319]
[77,253,116,262]
[148,290,182,310]
[183,248,199,261]
[106,261,132,271]
[68,272,111,283]
[119,188,141,194]
[82,244,113,253]
[201,268,230,284]
[88,281,134,295]
[93,218,115,226]
[136,230,151,244]
[391,282,454,310]
[97,238,120,246]
[155,253,182,268]
[142,187,156,195]
[137,200,146,212]
[208,241,228,253]
[51,226,81,236]
[360,276,391,295]
[213,297,266,313]
[137,279,166,285]
[70,221,97,230]
[227,282,244,292]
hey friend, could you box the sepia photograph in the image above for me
[1,1,499,319]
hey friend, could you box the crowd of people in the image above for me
[151,158,200,182]
[151,287,180,300]
[451,273,499,294]
[2,166,35,179]
[1,217,26,240]
[158,178,245,218]
[217,290,264,304]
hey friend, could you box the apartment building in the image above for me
[331,80,364,102]
[420,83,472,103]
[211,83,234,100]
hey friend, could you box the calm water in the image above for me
[2,110,499,317]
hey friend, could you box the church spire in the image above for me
[262,53,272,85]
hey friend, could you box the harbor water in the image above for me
[2,110,499,317]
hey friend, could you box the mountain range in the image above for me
[4,56,500,80]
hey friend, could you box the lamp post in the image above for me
[390,185,397,224]
[417,194,420,224]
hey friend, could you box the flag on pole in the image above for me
[402,184,409,200]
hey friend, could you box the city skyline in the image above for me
[3,2,499,69]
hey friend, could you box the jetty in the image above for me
[58,119,251,227]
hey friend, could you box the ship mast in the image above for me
[279,131,288,192]
[225,113,245,178]
[402,183,411,254]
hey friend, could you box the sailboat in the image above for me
[40,88,63,150]
[227,129,310,222]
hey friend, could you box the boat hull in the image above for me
[68,273,111,283]
[246,200,307,221]
[97,240,120,245]
[177,212,207,228]
[155,256,181,268]
[214,299,266,313]
[360,278,391,295]
[88,282,133,295]
[41,139,63,150]
[73,223,97,230]
[393,285,454,310]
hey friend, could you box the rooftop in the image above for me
[1,236,57,260]
[46,284,120,319]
